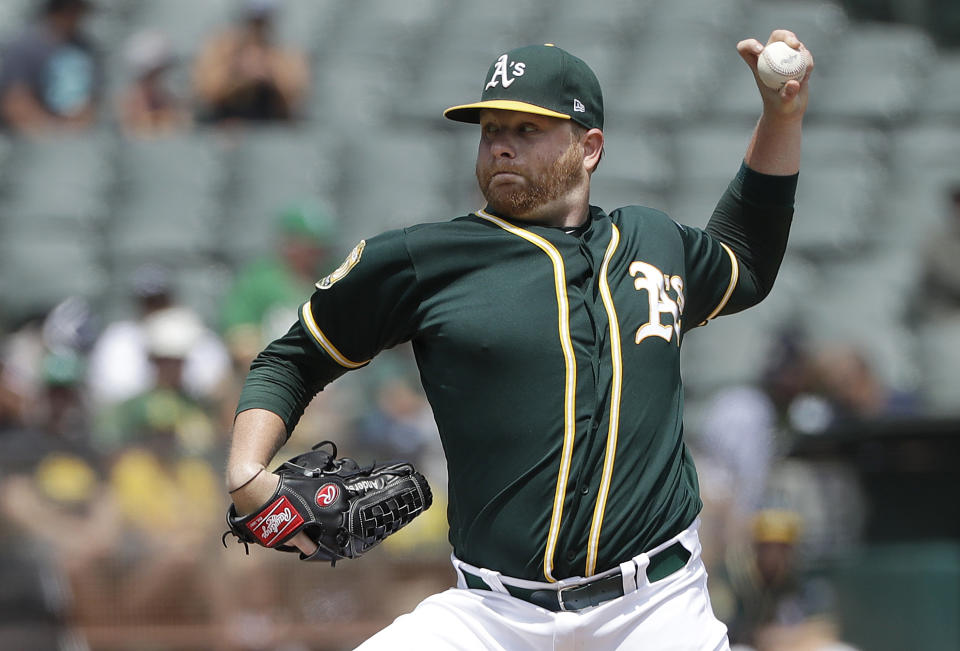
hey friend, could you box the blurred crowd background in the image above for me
[0,0,958,650]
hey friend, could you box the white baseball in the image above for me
[756,41,807,89]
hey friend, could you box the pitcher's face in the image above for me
[475,110,587,222]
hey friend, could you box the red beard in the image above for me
[476,141,584,218]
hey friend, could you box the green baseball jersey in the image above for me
[239,166,795,582]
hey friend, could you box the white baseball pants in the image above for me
[354,520,730,650]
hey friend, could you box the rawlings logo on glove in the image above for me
[222,441,433,565]
[247,497,303,545]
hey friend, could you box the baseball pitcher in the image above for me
[225,29,813,650]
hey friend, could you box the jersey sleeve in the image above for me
[679,163,796,332]
[676,223,739,332]
[236,229,422,435]
[236,320,347,434]
[299,228,422,368]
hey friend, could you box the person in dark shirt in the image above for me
[0,0,101,133]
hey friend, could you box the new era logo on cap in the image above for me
[444,44,604,131]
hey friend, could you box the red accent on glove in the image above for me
[245,495,305,547]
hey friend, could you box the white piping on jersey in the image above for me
[300,301,368,369]
[701,243,740,324]
[475,209,577,583]
[585,222,623,576]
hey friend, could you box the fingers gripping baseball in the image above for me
[737,30,814,114]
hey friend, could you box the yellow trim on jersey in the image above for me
[586,223,623,576]
[702,243,740,323]
[475,209,576,583]
[300,301,368,369]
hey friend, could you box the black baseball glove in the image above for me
[222,441,432,565]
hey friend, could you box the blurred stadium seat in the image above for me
[681,307,779,396]
[337,129,454,241]
[789,164,885,254]
[543,0,646,44]
[800,123,888,168]
[271,0,340,56]
[643,0,745,33]
[617,30,732,123]
[880,124,960,245]
[812,22,936,123]
[915,317,960,414]
[220,126,341,263]
[1,133,115,227]
[672,123,756,186]
[798,250,922,389]
[594,129,675,191]
[0,219,108,321]
[108,134,228,265]
[128,0,233,58]
[917,51,960,121]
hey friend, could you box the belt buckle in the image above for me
[556,583,578,612]
[555,566,622,611]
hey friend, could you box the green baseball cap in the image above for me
[444,44,603,131]
[277,200,337,244]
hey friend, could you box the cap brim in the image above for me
[443,99,571,124]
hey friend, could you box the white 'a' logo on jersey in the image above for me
[629,261,684,345]
[485,54,526,90]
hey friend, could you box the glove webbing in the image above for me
[356,488,427,539]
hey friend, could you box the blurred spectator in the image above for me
[192,0,310,124]
[221,201,338,357]
[694,386,777,567]
[698,387,776,518]
[215,201,338,432]
[353,374,439,465]
[711,509,855,651]
[0,296,99,425]
[87,264,230,406]
[0,0,101,134]
[0,358,22,427]
[691,331,816,565]
[0,318,44,427]
[0,350,112,648]
[104,433,223,624]
[96,306,221,457]
[116,30,191,137]
[0,350,96,476]
[808,345,920,425]
[759,330,815,431]
[918,184,960,319]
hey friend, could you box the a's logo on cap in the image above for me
[573,99,586,113]
[485,54,526,90]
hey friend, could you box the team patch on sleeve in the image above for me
[317,240,366,290]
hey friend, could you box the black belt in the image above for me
[460,541,691,612]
